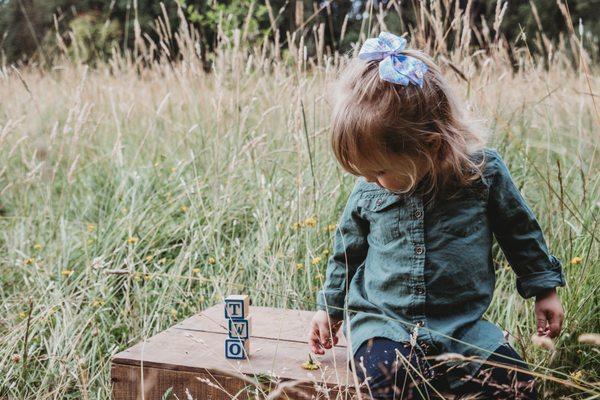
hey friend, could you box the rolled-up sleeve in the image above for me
[485,149,566,298]
[316,179,369,319]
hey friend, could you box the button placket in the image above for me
[411,195,430,342]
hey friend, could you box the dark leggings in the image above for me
[352,337,537,399]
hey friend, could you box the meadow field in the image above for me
[0,4,599,399]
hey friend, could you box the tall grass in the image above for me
[0,1,598,398]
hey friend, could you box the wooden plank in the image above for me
[112,363,358,400]
[175,305,348,347]
[112,363,250,400]
[112,304,358,399]
[112,326,353,386]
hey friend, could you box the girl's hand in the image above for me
[308,310,342,355]
[534,288,564,338]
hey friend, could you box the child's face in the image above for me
[361,153,429,193]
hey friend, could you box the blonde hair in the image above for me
[330,48,487,198]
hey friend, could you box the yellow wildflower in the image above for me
[180,205,188,213]
[315,272,324,280]
[87,224,95,233]
[193,268,201,274]
[207,257,216,265]
[304,216,317,227]
[92,299,105,307]
[33,243,43,251]
[170,167,177,173]
[311,257,322,265]
[159,258,167,264]
[19,311,27,319]
[61,269,74,277]
[296,263,304,270]
[143,273,153,281]
[145,255,154,262]
[570,256,582,265]
[322,249,330,257]
[326,224,337,233]
[301,353,321,370]
[23,258,35,266]
[170,309,178,317]
[154,162,159,167]
[570,370,584,382]
[293,221,304,230]
[127,236,139,244]
[121,208,128,215]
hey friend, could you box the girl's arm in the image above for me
[486,149,566,337]
[316,178,369,320]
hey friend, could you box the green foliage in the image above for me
[66,13,121,64]
[184,0,270,40]
[496,0,599,53]
[0,0,181,65]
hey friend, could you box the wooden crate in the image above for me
[111,304,358,399]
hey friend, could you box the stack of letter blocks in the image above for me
[224,295,251,359]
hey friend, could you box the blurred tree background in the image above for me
[0,0,598,66]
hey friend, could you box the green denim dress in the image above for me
[316,148,566,389]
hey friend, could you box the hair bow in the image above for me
[358,32,428,88]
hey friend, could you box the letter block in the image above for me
[224,295,252,360]
[224,295,250,319]
[228,315,251,340]
[225,338,250,360]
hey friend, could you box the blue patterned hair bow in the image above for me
[358,32,428,88]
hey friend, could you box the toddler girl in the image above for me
[307,32,565,399]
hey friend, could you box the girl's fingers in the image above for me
[559,311,565,331]
[535,307,548,335]
[308,319,320,351]
[308,314,341,355]
[548,312,561,338]
[319,322,332,349]
[309,329,323,354]
[536,317,547,335]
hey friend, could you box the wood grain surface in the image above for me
[111,304,358,399]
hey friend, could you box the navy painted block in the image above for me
[228,316,251,340]
[225,338,250,359]
[224,295,249,319]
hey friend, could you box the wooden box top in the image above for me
[111,304,354,388]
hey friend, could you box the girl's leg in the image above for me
[453,343,537,400]
[352,337,439,400]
